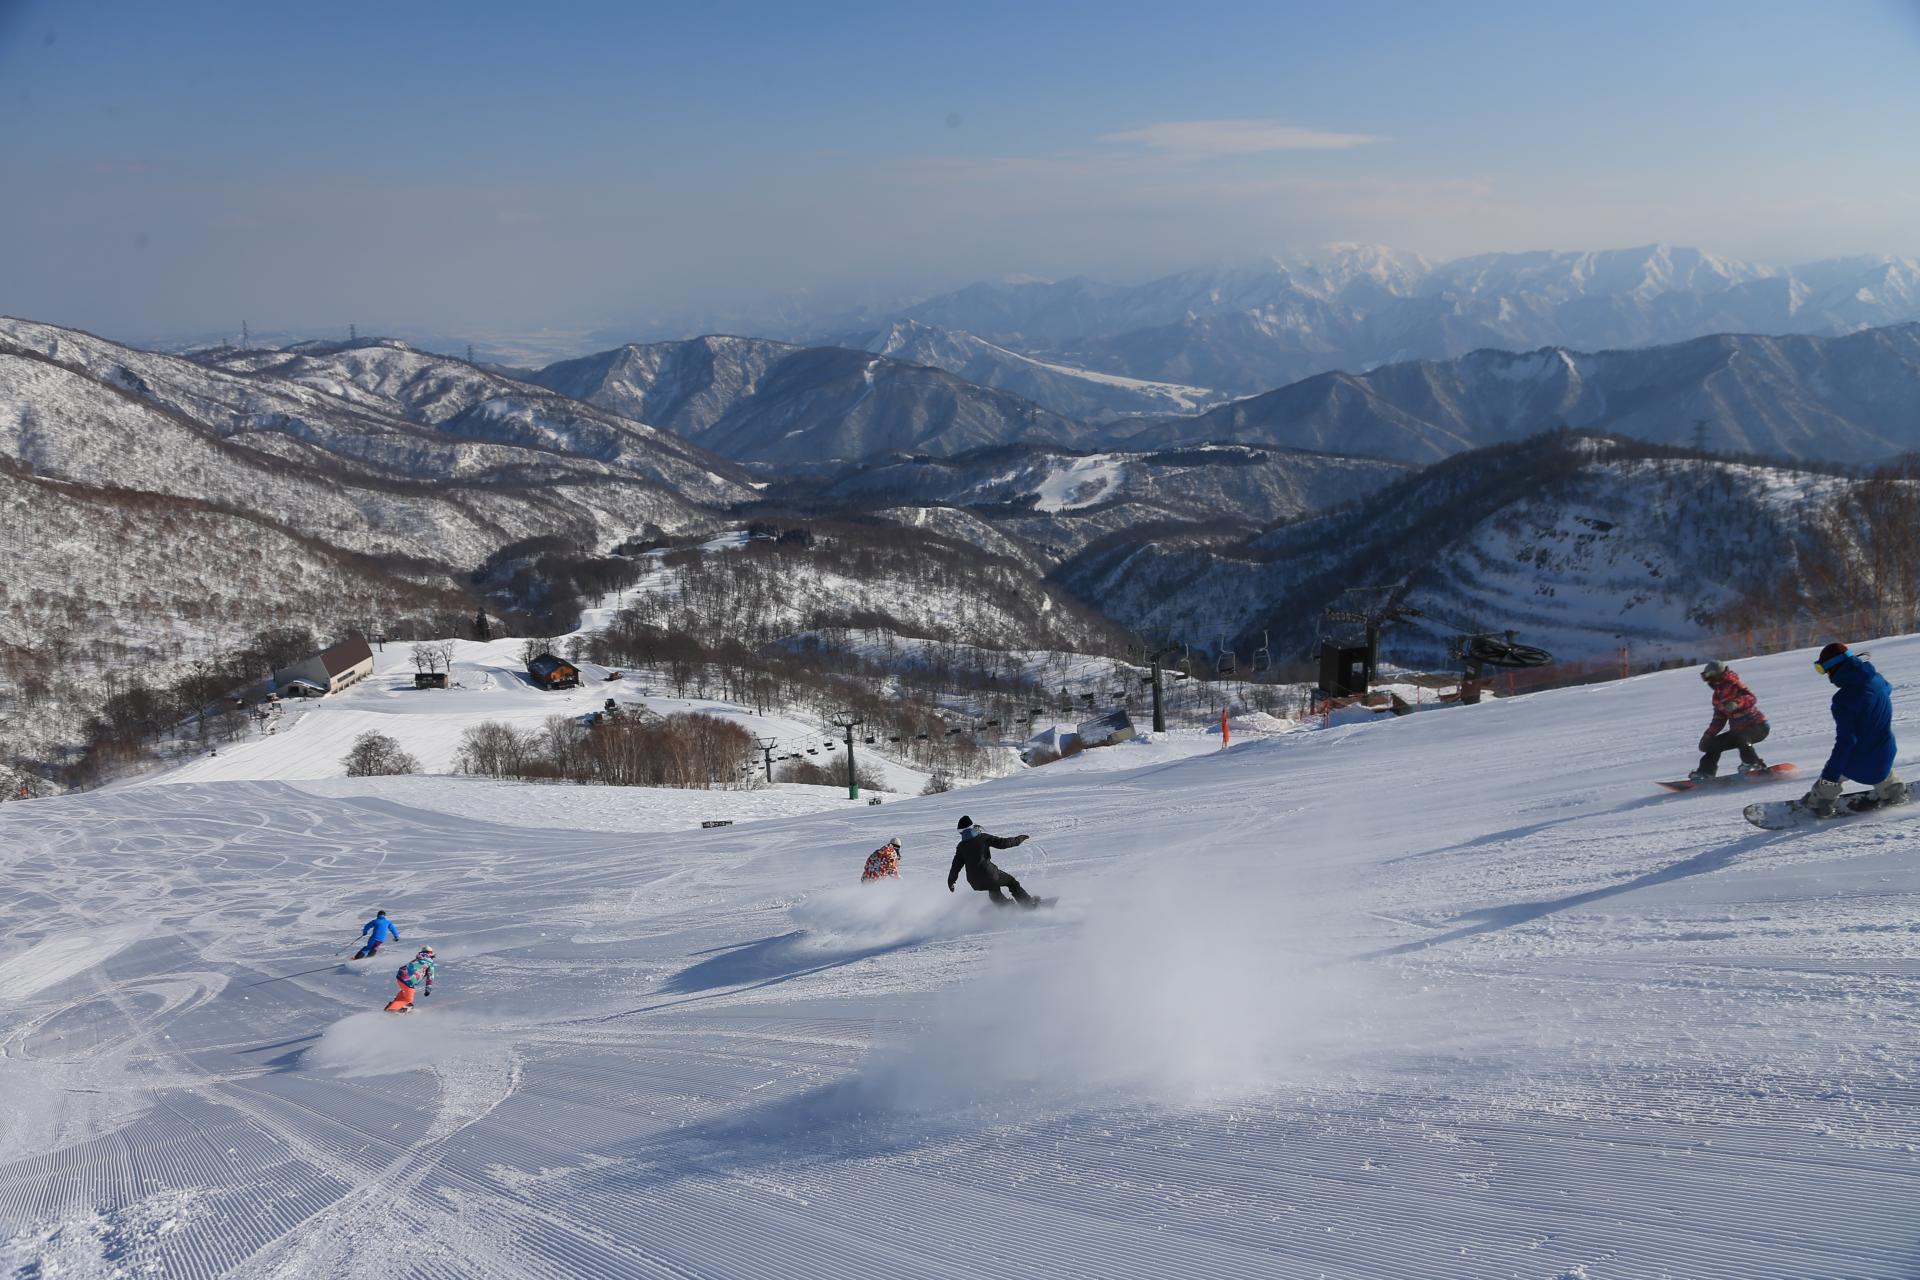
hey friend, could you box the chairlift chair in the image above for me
[1253,630,1272,675]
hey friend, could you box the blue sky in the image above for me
[3,0,1918,341]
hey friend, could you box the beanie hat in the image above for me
[957,815,972,830]
[1701,661,1729,683]
[1816,642,1853,674]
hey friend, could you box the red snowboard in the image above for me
[1657,762,1796,792]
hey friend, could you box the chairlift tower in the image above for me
[833,717,865,800]
[1447,630,1553,703]
[753,735,778,784]
[1135,638,1189,734]
[1321,589,1423,692]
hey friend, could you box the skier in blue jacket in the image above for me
[355,910,401,959]
[1804,643,1907,816]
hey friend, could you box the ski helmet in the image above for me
[957,815,972,830]
[889,836,903,848]
[376,910,387,917]
[418,946,434,957]
[1701,661,1729,683]
[1816,642,1853,674]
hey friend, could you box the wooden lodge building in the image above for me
[272,636,376,698]
[526,653,582,690]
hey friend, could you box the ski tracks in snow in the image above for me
[4,640,1920,1277]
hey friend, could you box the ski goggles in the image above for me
[1815,649,1854,674]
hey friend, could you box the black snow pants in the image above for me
[972,862,1035,906]
[1699,720,1769,775]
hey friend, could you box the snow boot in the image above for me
[1873,771,1910,806]
[1738,760,1770,776]
[1688,769,1715,783]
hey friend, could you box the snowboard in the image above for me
[1744,789,1904,830]
[1657,762,1796,792]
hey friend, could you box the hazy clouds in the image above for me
[3,1,1918,346]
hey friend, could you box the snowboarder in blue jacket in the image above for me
[1804,643,1908,816]
[355,910,401,959]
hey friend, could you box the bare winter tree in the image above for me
[342,730,420,776]
[411,640,455,673]
[456,721,535,777]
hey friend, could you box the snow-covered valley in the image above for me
[4,637,1917,1276]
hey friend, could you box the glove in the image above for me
[948,882,955,893]
[422,988,431,997]
[1015,834,1030,845]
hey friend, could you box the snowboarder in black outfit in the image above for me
[948,815,1039,907]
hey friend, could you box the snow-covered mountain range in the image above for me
[7,287,1916,776]
[1119,323,1920,464]
[1054,433,1845,662]
[0,321,754,762]
[794,443,1407,566]
[826,320,1225,421]
[529,335,1096,463]
[868,245,1920,394]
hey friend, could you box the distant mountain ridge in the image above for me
[827,320,1224,420]
[871,245,1920,394]
[1052,433,1846,663]
[1115,322,1920,465]
[530,336,1095,464]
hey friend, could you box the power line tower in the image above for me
[1692,418,1710,453]
[349,323,358,342]
[241,320,250,349]
[466,343,476,365]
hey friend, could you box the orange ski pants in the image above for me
[384,982,416,1012]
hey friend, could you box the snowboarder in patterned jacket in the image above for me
[355,910,400,959]
[384,947,435,1013]
[1691,661,1771,781]
[1804,643,1908,816]
[948,815,1038,906]
[862,837,903,882]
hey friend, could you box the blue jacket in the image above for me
[361,916,400,944]
[1821,657,1897,784]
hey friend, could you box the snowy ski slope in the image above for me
[3,639,1919,1276]
[109,633,932,799]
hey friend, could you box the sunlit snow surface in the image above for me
[5,641,1920,1276]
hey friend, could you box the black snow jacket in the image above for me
[949,826,1026,890]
